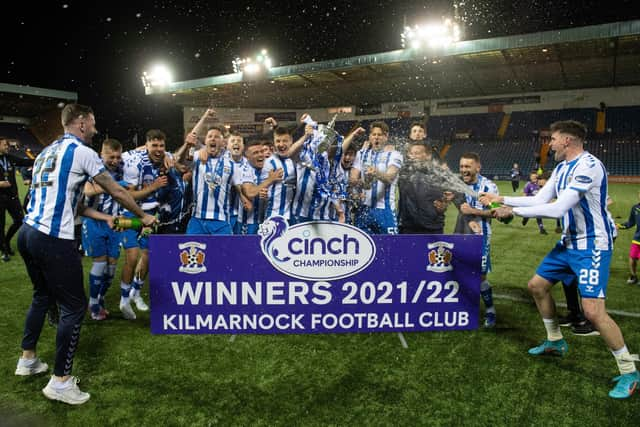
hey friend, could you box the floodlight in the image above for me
[141,64,173,88]
[244,62,260,74]
[232,49,273,74]
[401,19,462,49]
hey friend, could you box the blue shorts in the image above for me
[229,215,238,231]
[557,273,577,286]
[354,207,398,235]
[81,218,121,259]
[186,217,232,235]
[536,243,611,299]
[120,228,149,250]
[233,222,259,235]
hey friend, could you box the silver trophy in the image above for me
[303,113,339,154]
[316,114,339,154]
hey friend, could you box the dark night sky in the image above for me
[4,0,639,144]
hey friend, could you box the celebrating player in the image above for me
[482,120,638,398]
[15,104,155,404]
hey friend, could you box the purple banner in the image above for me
[149,219,482,334]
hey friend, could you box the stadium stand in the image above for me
[316,112,640,177]
[427,112,504,140]
[0,123,43,155]
[506,109,598,139]
[604,106,640,136]
[0,82,77,151]
[146,20,640,179]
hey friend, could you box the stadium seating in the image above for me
[586,138,640,176]
[505,109,599,139]
[0,123,42,155]
[441,139,539,179]
[604,106,640,136]
[427,113,504,140]
[311,106,640,176]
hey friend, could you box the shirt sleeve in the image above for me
[389,151,403,169]
[486,180,499,196]
[513,189,581,219]
[230,161,243,186]
[569,160,602,193]
[122,152,141,186]
[77,146,106,178]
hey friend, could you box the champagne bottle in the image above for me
[113,216,143,230]
[113,216,157,237]
[489,202,514,224]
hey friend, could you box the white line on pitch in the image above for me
[494,293,640,318]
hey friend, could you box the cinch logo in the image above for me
[178,242,207,274]
[258,216,376,280]
[426,241,454,273]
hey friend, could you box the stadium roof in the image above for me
[145,20,640,109]
[0,82,77,119]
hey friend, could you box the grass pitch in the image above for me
[1,181,639,426]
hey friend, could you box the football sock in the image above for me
[133,276,144,289]
[120,281,132,302]
[131,276,144,298]
[543,318,563,341]
[100,263,117,302]
[89,261,107,301]
[480,280,495,313]
[612,345,639,375]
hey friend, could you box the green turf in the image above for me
[1,181,639,426]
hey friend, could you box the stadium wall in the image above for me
[429,86,640,115]
[183,86,640,136]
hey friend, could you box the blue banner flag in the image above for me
[149,218,482,334]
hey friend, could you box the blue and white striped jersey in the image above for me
[331,162,351,222]
[192,149,242,221]
[25,133,105,240]
[157,167,190,225]
[122,149,163,213]
[227,155,248,218]
[238,165,264,225]
[292,146,317,219]
[291,143,338,220]
[353,149,403,210]
[86,165,124,216]
[550,152,613,250]
[464,174,499,237]
[261,154,296,220]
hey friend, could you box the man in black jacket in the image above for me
[0,137,34,261]
[398,142,451,234]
